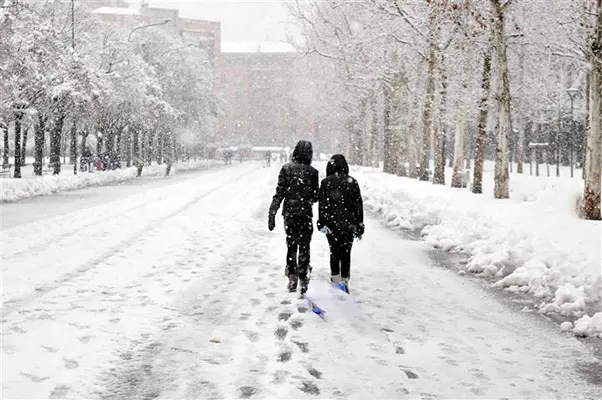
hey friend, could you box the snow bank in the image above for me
[354,163,601,338]
[0,159,220,203]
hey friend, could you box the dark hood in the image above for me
[326,154,349,176]
[291,140,313,165]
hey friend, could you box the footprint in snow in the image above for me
[300,381,320,395]
[278,311,292,322]
[238,386,258,398]
[290,320,303,330]
[307,367,322,379]
[403,369,419,379]
[244,330,260,342]
[278,351,292,363]
[78,335,95,344]
[49,384,71,399]
[21,372,49,383]
[293,341,309,353]
[64,358,79,369]
[274,327,288,340]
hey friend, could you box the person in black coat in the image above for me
[268,140,319,293]
[317,154,364,293]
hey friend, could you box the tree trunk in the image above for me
[13,110,23,178]
[383,77,395,174]
[133,126,143,177]
[80,128,87,171]
[105,130,114,170]
[583,2,601,220]
[2,121,9,166]
[407,103,418,179]
[70,120,77,165]
[394,70,408,176]
[451,100,466,188]
[433,54,448,185]
[50,110,65,175]
[420,47,437,181]
[492,0,511,199]
[419,4,439,181]
[96,133,103,169]
[516,4,526,174]
[369,92,380,168]
[143,130,149,165]
[21,125,28,166]
[146,130,153,165]
[116,130,122,169]
[125,127,132,168]
[357,97,368,166]
[34,114,46,176]
[157,132,163,165]
[472,41,493,194]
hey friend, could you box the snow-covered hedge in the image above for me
[1,159,221,203]
[354,165,601,339]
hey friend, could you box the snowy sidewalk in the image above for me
[1,163,600,399]
[1,158,222,203]
[354,163,602,338]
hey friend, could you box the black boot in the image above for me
[299,277,309,295]
[287,274,298,292]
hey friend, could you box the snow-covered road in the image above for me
[2,163,600,399]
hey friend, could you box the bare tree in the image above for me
[433,53,448,185]
[583,0,601,220]
[491,0,513,199]
[472,37,494,194]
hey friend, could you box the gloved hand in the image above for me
[355,223,365,238]
[319,226,331,235]
[268,214,276,231]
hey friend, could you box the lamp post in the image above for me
[566,87,578,178]
[159,44,194,58]
[128,19,171,42]
[71,0,75,49]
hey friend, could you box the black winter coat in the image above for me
[317,154,364,236]
[269,140,319,219]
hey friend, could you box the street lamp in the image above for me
[566,87,578,178]
[159,44,194,57]
[128,19,171,42]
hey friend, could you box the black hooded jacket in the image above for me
[318,154,364,236]
[269,140,319,219]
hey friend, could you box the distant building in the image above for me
[88,1,308,148]
[90,1,220,66]
[217,48,310,148]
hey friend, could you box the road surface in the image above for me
[2,162,600,399]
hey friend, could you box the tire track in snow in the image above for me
[2,166,260,317]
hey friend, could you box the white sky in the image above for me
[127,0,299,47]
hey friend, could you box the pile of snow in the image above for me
[353,162,601,338]
[1,159,220,203]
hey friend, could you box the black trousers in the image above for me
[327,233,354,279]
[284,216,313,280]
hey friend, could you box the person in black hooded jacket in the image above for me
[317,154,364,293]
[268,140,319,294]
